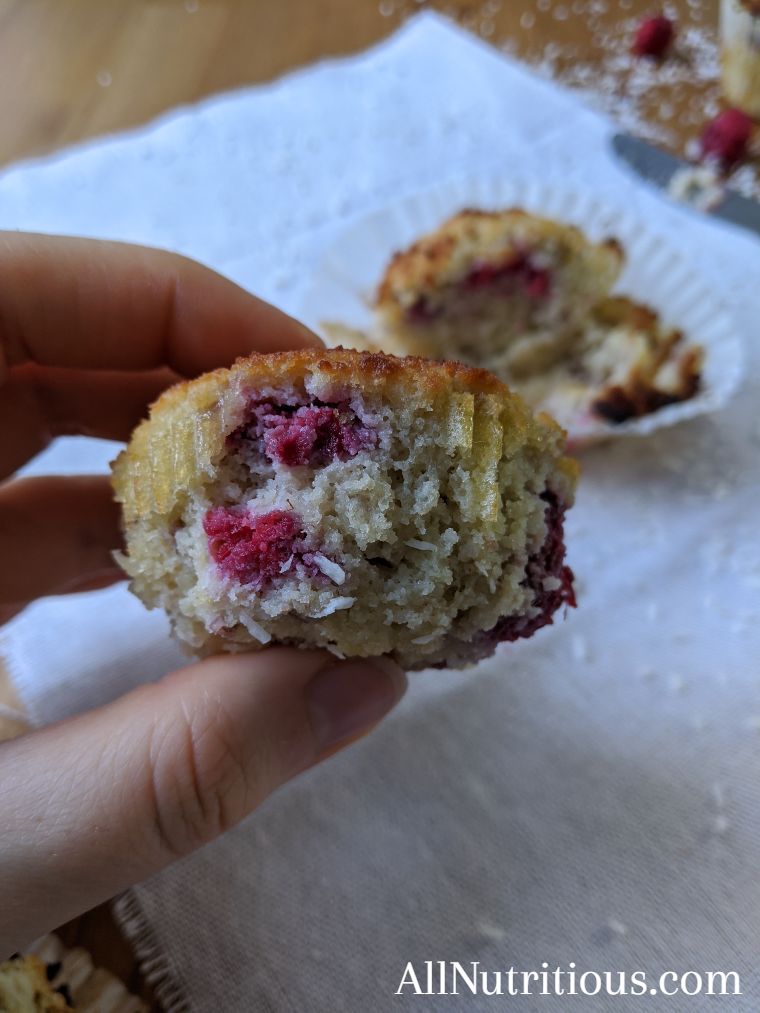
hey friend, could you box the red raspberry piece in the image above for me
[524,266,551,300]
[263,406,340,467]
[632,15,675,59]
[262,405,375,466]
[700,108,754,171]
[463,255,552,300]
[472,490,575,654]
[237,401,377,467]
[203,507,301,587]
[465,257,522,288]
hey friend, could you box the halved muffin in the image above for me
[374,208,623,375]
[112,348,578,670]
[363,208,703,432]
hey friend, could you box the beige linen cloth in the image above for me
[3,15,760,1011]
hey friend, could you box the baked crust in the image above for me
[113,347,574,525]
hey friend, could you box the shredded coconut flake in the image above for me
[714,814,730,835]
[239,615,272,644]
[311,596,356,618]
[405,539,437,551]
[571,633,590,662]
[312,553,346,585]
[411,632,440,644]
[477,922,507,942]
[670,674,686,693]
[279,554,294,574]
[668,165,725,212]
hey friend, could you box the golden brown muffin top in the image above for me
[153,345,520,411]
[376,208,623,308]
[113,347,577,525]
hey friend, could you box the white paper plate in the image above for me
[298,172,744,445]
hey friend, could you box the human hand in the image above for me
[0,233,407,955]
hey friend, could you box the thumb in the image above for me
[0,648,406,955]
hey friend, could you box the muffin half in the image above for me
[112,348,577,669]
[375,208,623,376]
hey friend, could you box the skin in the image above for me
[0,233,407,956]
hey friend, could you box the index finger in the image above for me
[0,232,321,379]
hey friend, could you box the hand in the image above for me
[0,233,407,955]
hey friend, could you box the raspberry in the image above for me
[234,401,377,467]
[472,490,575,654]
[405,254,553,323]
[262,405,375,466]
[463,255,552,301]
[524,265,551,300]
[700,108,754,171]
[204,507,301,587]
[464,256,523,288]
[632,15,675,59]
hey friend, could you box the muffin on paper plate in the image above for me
[348,207,704,436]
[112,348,578,670]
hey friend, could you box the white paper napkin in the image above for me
[3,13,760,1011]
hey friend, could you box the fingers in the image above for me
[0,233,325,605]
[0,476,124,611]
[0,649,407,954]
[0,232,321,379]
[0,364,178,479]
[0,573,124,626]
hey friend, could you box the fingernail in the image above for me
[306,659,407,753]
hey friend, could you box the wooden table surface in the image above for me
[0,0,722,1008]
